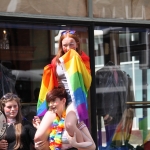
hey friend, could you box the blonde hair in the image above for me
[0,93,23,149]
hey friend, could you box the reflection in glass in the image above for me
[95,26,150,150]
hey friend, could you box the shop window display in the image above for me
[95,26,150,150]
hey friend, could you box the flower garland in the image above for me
[49,111,66,150]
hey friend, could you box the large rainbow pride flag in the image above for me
[37,49,91,123]
[59,49,91,123]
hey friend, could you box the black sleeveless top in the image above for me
[5,118,36,150]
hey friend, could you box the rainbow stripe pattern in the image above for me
[49,111,66,150]
[59,49,91,123]
[37,49,91,122]
[37,64,57,116]
[111,108,133,147]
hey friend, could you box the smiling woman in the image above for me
[34,87,96,150]
[0,93,36,150]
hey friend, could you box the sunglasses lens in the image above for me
[61,31,66,35]
[2,94,18,100]
[61,30,76,35]
[69,31,76,34]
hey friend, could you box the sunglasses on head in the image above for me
[1,94,19,100]
[61,30,76,36]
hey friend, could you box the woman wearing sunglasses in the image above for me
[0,93,36,150]
[33,87,95,150]
[35,30,92,149]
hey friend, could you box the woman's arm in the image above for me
[63,120,96,150]
[80,128,96,150]
[68,122,96,150]
[68,132,96,150]
[34,111,56,142]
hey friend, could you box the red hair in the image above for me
[56,31,81,63]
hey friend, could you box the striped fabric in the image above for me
[59,49,91,123]
[37,49,91,124]
[37,64,57,116]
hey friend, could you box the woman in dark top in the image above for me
[0,93,36,150]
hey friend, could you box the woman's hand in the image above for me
[67,132,77,147]
[35,140,49,150]
[32,116,41,129]
[67,132,92,148]
[35,141,45,150]
[0,140,8,150]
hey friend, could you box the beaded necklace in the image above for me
[49,111,66,150]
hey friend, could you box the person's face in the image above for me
[4,100,18,119]
[49,97,65,115]
[62,37,78,53]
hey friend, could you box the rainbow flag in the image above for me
[111,108,134,147]
[37,64,57,116]
[37,49,91,121]
[59,49,92,123]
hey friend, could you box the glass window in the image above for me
[0,22,89,122]
[95,26,150,149]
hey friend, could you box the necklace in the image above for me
[7,118,16,126]
[49,111,66,150]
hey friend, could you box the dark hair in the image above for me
[56,30,81,62]
[46,87,67,103]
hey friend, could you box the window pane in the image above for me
[0,22,89,122]
[95,26,150,149]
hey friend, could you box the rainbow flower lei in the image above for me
[49,111,66,150]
